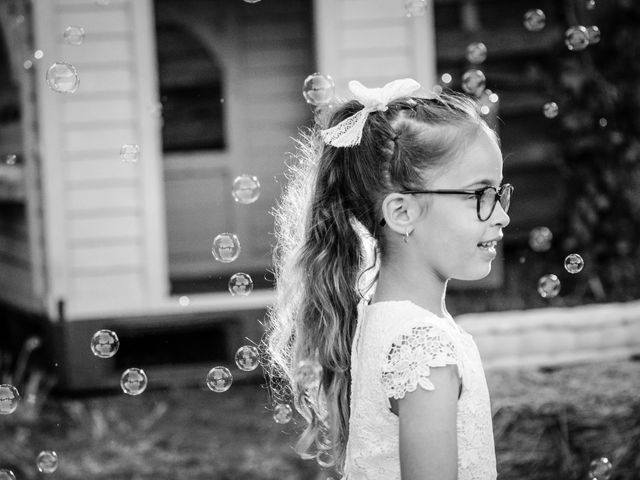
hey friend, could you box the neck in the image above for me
[372,258,449,318]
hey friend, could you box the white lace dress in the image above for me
[341,300,496,480]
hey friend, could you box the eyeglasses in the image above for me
[379,183,513,226]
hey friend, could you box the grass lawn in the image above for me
[1,359,639,480]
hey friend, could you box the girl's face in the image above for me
[412,128,510,282]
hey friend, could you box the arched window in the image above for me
[155,23,226,152]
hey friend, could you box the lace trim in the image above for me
[381,324,459,400]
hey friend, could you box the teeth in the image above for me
[479,241,497,248]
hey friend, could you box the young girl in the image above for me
[264,78,513,480]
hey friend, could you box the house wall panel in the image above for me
[68,214,141,242]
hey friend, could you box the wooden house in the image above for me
[0,0,602,391]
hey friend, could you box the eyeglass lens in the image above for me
[479,186,511,220]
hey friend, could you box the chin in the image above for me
[454,263,492,281]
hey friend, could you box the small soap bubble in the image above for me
[565,26,590,51]
[404,0,427,17]
[461,69,486,97]
[537,274,561,298]
[302,73,335,106]
[3,154,17,165]
[211,233,241,263]
[273,403,293,424]
[46,62,79,94]
[294,359,322,390]
[64,26,85,45]
[206,366,233,392]
[90,329,120,358]
[0,384,20,414]
[228,273,253,296]
[120,144,140,163]
[587,25,601,45]
[465,42,487,64]
[0,470,16,480]
[529,226,553,252]
[232,174,261,204]
[588,457,612,480]
[120,368,148,395]
[523,9,546,31]
[15,15,25,25]
[488,92,499,103]
[599,117,608,128]
[480,105,491,116]
[36,450,58,474]
[586,0,596,10]
[23,59,33,70]
[235,345,260,371]
[543,102,559,119]
[178,295,190,307]
[33,49,44,60]
[440,73,452,85]
[564,253,585,274]
[432,85,443,95]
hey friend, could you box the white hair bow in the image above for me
[320,78,421,147]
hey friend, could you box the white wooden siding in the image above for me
[314,0,437,97]
[34,0,167,319]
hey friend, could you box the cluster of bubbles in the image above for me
[523,7,601,51]
[207,344,261,394]
[529,226,586,299]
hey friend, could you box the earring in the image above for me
[403,229,410,243]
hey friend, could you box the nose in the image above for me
[491,201,510,228]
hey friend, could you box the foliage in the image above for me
[553,0,640,304]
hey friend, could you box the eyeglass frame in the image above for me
[379,183,513,226]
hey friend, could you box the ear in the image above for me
[381,193,421,235]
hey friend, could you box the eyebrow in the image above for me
[464,179,502,189]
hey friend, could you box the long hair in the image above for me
[262,91,492,473]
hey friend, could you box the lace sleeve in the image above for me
[381,324,459,400]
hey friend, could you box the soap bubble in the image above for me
[537,274,561,298]
[228,273,253,296]
[586,0,596,10]
[120,368,148,395]
[461,69,486,97]
[587,25,601,45]
[543,102,559,119]
[273,403,293,424]
[302,73,335,106]
[565,26,590,51]
[64,26,85,45]
[178,296,190,307]
[46,62,79,94]
[480,105,490,116]
[23,59,33,70]
[0,470,16,480]
[206,366,233,392]
[529,226,553,252]
[488,92,499,103]
[440,73,452,85]
[564,253,584,274]
[36,450,58,474]
[90,329,120,358]
[235,345,260,371]
[465,42,487,64]
[588,457,612,480]
[211,233,241,263]
[33,49,44,60]
[0,384,20,415]
[232,174,261,204]
[120,144,140,163]
[523,9,546,31]
[295,359,322,390]
[599,117,608,128]
[404,0,427,17]
[3,154,17,165]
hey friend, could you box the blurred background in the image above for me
[0,0,639,478]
